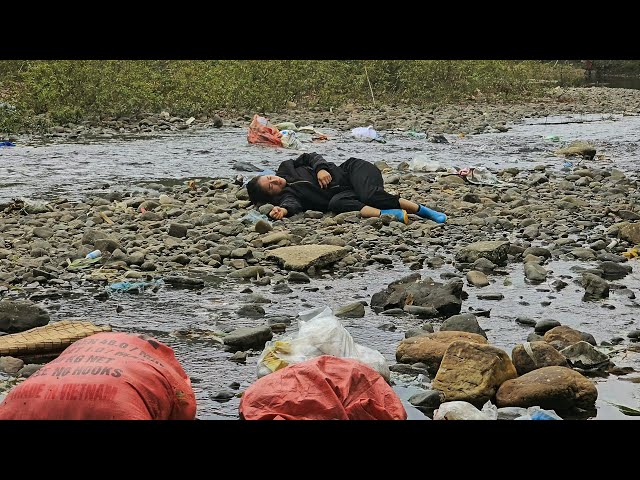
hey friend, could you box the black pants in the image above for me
[327,157,401,213]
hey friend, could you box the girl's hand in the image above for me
[269,206,288,220]
[317,169,332,188]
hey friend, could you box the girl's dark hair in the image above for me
[246,176,271,206]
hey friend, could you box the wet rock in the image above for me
[229,266,265,279]
[409,390,444,417]
[496,366,597,412]
[471,257,496,273]
[432,341,517,406]
[527,333,545,342]
[512,341,569,375]
[229,351,247,363]
[334,302,365,318]
[534,319,561,334]
[288,271,310,283]
[372,254,394,265]
[543,325,597,350]
[555,141,596,160]
[267,244,348,271]
[616,210,640,221]
[440,313,486,339]
[0,356,24,375]
[17,364,42,378]
[455,240,510,266]
[381,309,404,317]
[524,262,548,283]
[163,275,205,288]
[389,363,429,376]
[223,326,272,350]
[581,272,609,300]
[403,305,439,318]
[396,331,488,374]
[523,246,551,259]
[559,341,610,370]
[371,276,463,317]
[552,279,568,291]
[81,229,113,245]
[210,389,236,402]
[271,284,293,294]
[32,227,54,239]
[168,223,189,238]
[466,270,489,287]
[515,317,537,327]
[477,293,504,300]
[0,299,50,333]
[254,219,272,234]
[628,330,640,340]
[237,304,265,318]
[570,248,597,260]
[598,261,632,280]
[618,222,640,244]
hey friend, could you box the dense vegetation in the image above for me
[0,60,584,135]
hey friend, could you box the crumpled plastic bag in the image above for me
[408,155,440,172]
[247,115,282,147]
[240,355,406,420]
[433,400,498,420]
[352,126,385,143]
[280,129,303,150]
[256,305,390,381]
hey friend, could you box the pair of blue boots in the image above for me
[381,205,447,224]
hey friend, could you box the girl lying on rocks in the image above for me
[246,152,446,224]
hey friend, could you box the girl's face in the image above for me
[258,175,286,196]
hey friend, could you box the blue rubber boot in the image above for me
[380,209,409,224]
[417,205,447,223]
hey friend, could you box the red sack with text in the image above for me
[0,332,196,420]
[247,114,283,146]
[239,355,407,420]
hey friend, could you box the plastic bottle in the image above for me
[85,249,102,259]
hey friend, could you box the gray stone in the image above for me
[168,223,189,238]
[237,304,265,318]
[223,326,273,350]
[523,246,551,259]
[511,341,569,375]
[466,270,489,287]
[255,219,272,234]
[32,227,54,239]
[471,257,496,273]
[455,240,510,266]
[440,313,486,338]
[17,364,42,378]
[0,299,50,333]
[570,248,597,260]
[267,244,349,271]
[0,356,24,375]
[94,238,121,253]
[409,390,445,416]
[534,319,561,334]
[163,275,205,288]
[81,229,112,245]
[581,272,609,300]
[618,222,640,244]
[524,262,548,282]
[229,266,265,279]
[477,293,504,300]
[288,271,310,283]
[598,261,632,280]
[403,305,439,318]
[334,302,365,318]
[559,341,610,370]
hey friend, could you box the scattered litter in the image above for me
[99,211,114,224]
[274,122,298,131]
[545,135,561,141]
[241,210,272,226]
[280,129,303,150]
[622,247,639,259]
[256,305,390,381]
[352,126,386,143]
[405,130,427,139]
[605,401,640,417]
[67,256,102,270]
[0,141,15,147]
[515,406,563,420]
[247,115,282,147]
[106,278,164,294]
[433,400,498,420]
[408,155,440,172]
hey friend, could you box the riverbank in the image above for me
[5,86,640,146]
[1,85,639,419]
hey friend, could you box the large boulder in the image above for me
[581,272,609,300]
[544,325,596,350]
[432,341,517,406]
[496,366,598,413]
[396,331,487,374]
[371,275,463,317]
[511,341,569,375]
[618,222,640,244]
[267,245,349,271]
[0,300,50,333]
[455,241,510,266]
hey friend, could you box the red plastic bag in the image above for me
[247,114,283,147]
[239,355,407,420]
[0,332,196,420]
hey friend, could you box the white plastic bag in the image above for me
[280,130,303,150]
[515,406,563,420]
[433,400,498,420]
[408,155,440,172]
[256,306,390,381]
[352,126,380,142]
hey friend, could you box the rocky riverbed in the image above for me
[1,86,639,419]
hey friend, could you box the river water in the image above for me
[1,112,639,420]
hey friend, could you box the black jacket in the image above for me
[276,152,350,216]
